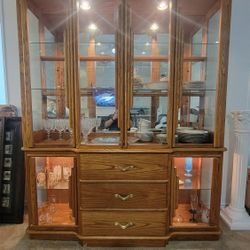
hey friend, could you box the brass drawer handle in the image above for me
[114,193,133,201]
[114,222,134,230]
[114,165,135,172]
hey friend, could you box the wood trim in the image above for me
[16,0,34,147]
[214,0,232,147]
[79,180,169,184]
[27,156,38,225]
[167,0,177,148]
[172,7,182,147]
[209,156,223,226]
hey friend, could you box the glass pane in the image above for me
[35,157,75,226]
[128,0,171,145]
[27,1,72,145]
[192,29,202,56]
[173,157,213,226]
[78,0,119,145]
[175,0,220,144]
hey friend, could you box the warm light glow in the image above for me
[157,1,168,11]
[88,23,97,31]
[150,23,159,31]
[80,1,91,10]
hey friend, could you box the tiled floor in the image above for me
[1,214,250,250]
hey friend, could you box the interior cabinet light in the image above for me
[150,23,159,31]
[80,1,91,10]
[88,23,97,31]
[157,1,168,11]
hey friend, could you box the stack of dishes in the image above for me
[176,127,210,143]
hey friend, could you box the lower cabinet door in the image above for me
[80,211,167,236]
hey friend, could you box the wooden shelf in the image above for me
[38,203,75,225]
[173,204,208,227]
[40,55,207,62]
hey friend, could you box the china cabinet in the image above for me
[17,0,231,246]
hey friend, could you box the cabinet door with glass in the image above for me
[77,0,121,146]
[171,156,221,228]
[127,0,174,147]
[25,0,74,147]
[174,0,222,146]
[28,156,77,227]
[76,0,174,147]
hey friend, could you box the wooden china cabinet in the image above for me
[17,0,231,247]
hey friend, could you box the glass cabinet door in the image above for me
[174,0,221,145]
[34,156,76,226]
[172,156,219,227]
[27,0,74,146]
[127,0,173,146]
[77,0,120,145]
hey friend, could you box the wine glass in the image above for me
[81,118,96,143]
[64,120,73,139]
[184,157,193,177]
[55,119,66,140]
[189,193,199,222]
[48,195,56,214]
[43,119,53,140]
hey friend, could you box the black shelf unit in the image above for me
[0,117,24,223]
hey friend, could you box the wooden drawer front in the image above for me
[81,211,166,236]
[80,154,168,180]
[80,183,167,209]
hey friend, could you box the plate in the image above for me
[178,129,208,135]
[91,137,119,144]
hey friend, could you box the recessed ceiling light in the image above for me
[80,1,91,10]
[157,1,168,11]
[142,51,146,55]
[145,42,150,46]
[88,23,97,31]
[96,42,101,46]
[150,23,159,31]
[112,48,116,54]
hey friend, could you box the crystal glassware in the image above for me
[55,119,66,140]
[184,157,193,177]
[81,118,97,143]
[43,119,53,140]
[189,193,199,222]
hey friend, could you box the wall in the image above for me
[220,0,250,207]
[1,0,21,113]
[1,0,250,207]
[0,0,7,103]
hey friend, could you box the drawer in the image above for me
[80,211,167,236]
[80,183,167,209]
[80,154,168,180]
